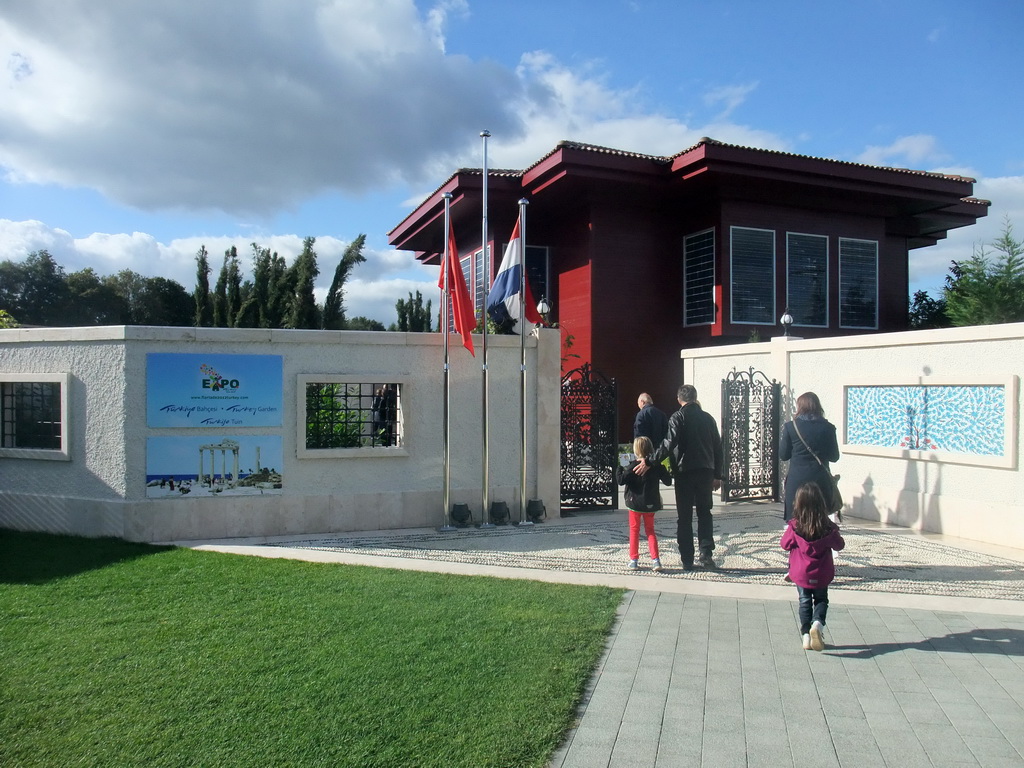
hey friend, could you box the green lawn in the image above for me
[0,530,622,767]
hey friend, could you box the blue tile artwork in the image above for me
[846,385,1005,456]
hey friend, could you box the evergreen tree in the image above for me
[322,234,367,330]
[267,251,292,328]
[943,218,1024,326]
[286,237,320,329]
[193,245,213,327]
[394,290,433,332]
[212,251,229,327]
[226,246,243,325]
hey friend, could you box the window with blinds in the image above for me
[471,248,486,319]
[683,229,715,326]
[786,233,828,327]
[839,238,878,329]
[730,227,775,324]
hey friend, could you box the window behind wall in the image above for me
[471,248,486,320]
[299,377,404,456]
[786,233,828,327]
[839,238,879,329]
[683,229,715,326]
[525,245,549,305]
[0,373,70,460]
[730,227,775,324]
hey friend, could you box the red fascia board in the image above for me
[676,144,976,198]
[387,177,461,246]
[524,145,667,192]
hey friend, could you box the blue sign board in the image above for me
[147,353,283,428]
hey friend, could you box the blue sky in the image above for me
[2,0,1022,324]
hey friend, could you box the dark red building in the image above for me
[388,138,989,436]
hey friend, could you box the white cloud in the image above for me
[703,81,759,121]
[856,134,949,167]
[0,1,524,214]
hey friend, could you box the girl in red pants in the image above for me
[617,436,672,571]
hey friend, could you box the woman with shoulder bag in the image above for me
[779,392,841,522]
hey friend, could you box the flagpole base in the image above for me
[477,522,497,529]
[515,520,535,527]
[437,525,459,532]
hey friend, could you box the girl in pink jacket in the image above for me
[781,482,845,651]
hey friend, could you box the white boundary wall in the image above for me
[681,323,1024,550]
[0,326,561,542]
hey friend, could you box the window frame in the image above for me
[296,374,409,459]
[785,231,829,328]
[839,237,879,330]
[683,228,716,327]
[729,226,776,325]
[0,372,71,461]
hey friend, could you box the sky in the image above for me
[2,0,1022,326]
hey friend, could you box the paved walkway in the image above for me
[173,502,1024,767]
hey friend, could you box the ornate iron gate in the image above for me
[560,363,618,509]
[721,367,781,502]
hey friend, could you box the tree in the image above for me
[943,218,1024,326]
[286,237,320,330]
[0,309,19,328]
[393,290,432,332]
[347,316,386,331]
[322,234,366,330]
[102,270,192,325]
[907,289,950,330]
[139,277,193,326]
[66,268,129,325]
[0,250,71,325]
[104,270,148,324]
[193,246,213,327]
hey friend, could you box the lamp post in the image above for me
[780,307,794,337]
[537,297,550,324]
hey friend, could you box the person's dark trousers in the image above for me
[674,467,716,565]
[796,585,829,634]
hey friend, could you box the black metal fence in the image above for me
[721,367,780,502]
[560,363,618,509]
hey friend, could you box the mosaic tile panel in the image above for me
[846,385,1005,456]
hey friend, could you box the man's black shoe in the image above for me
[699,554,717,570]
[682,562,694,571]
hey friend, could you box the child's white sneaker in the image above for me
[628,559,639,570]
[652,558,663,572]
[802,633,812,650]
[809,621,825,651]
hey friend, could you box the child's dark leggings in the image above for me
[796,585,829,635]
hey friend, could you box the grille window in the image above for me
[730,227,775,324]
[683,229,715,326]
[786,233,828,327]
[305,382,402,449]
[839,238,878,329]
[0,375,68,459]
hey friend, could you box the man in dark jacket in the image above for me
[638,384,723,570]
[633,392,668,445]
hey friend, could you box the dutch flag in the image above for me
[486,216,543,333]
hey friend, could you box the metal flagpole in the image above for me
[479,130,494,528]
[439,192,456,532]
[516,198,533,526]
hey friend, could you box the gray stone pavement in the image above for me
[173,502,1024,767]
